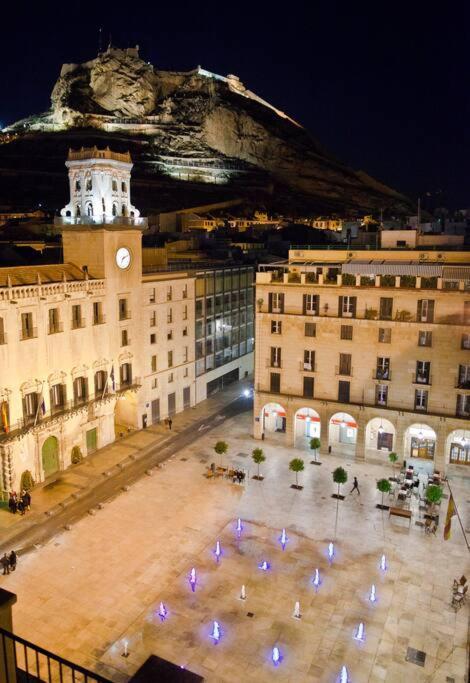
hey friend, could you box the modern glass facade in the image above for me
[195,267,254,377]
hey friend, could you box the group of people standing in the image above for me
[8,490,31,515]
[1,551,17,575]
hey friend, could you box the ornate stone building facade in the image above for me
[254,248,470,474]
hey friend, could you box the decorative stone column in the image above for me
[355,411,366,462]
[434,421,448,474]
[0,588,17,683]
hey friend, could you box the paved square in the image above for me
[2,412,469,682]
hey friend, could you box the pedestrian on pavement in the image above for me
[168,417,173,430]
[1,553,10,575]
[350,476,360,495]
[8,492,17,514]
[22,490,31,511]
[17,499,25,515]
[8,551,16,572]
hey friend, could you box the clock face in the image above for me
[116,247,131,270]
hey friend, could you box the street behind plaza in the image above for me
[1,405,469,683]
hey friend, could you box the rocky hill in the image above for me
[0,46,411,214]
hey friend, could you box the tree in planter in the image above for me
[214,441,228,467]
[20,470,35,491]
[376,478,392,509]
[310,437,321,463]
[388,452,398,476]
[425,484,443,517]
[289,458,305,488]
[71,446,83,465]
[252,448,266,480]
[332,467,348,538]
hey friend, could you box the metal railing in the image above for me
[0,625,112,683]
[54,216,148,228]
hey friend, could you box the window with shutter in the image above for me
[379,298,393,320]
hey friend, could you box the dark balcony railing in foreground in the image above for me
[0,625,112,683]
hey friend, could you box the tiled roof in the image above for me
[0,263,88,287]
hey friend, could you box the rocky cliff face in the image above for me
[2,46,411,213]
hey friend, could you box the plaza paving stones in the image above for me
[1,411,469,682]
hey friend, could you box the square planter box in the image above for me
[291,484,304,490]
[376,504,390,510]
[310,461,322,466]
[331,494,345,500]
[252,475,264,481]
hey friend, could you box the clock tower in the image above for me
[58,147,147,429]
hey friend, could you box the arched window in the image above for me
[86,203,93,217]
[75,179,81,192]
[112,203,117,217]
[86,177,92,192]
[112,179,118,192]
[65,210,71,217]
[122,204,127,217]
[121,181,127,193]
[102,198,106,213]
[94,370,108,394]
[120,363,132,387]
[76,205,81,217]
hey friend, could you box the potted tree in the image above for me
[332,467,348,538]
[252,448,266,480]
[332,467,348,500]
[425,484,443,520]
[376,478,392,510]
[289,458,305,490]
[214,441,228,468]
[20,470,35,492]
[388,452,398,479]
[310,437,321,464]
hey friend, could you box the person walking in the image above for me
[1,553,10,575]
[22,490,31,511]
[8,551,17,572]
[168,417,173,431]
[17,498,25,515]
[8,492,17,514]
[350,476,360,495]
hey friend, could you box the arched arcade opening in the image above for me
[328,412,357,457]
[260,402,286,441]
[294,407,320,450]
[365,417,396,462]
[404,423,436,474]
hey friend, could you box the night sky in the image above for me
[1,1,467,208]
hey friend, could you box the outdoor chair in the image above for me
[460,575,467,586]
[452,586,468,611]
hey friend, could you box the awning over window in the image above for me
[341,261,443,276]
[442,266,470,281]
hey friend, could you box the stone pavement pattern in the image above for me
[1,411,469,683]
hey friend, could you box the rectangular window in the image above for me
[151,355,157,372]
[121,329,129,347]
[167,308,173,324]
[120,363,132,385]
[184,367,189,378]
[415,389,428,411]
[415,360,431,384]
[48,308,61,334]
[94,371,107,393]
[338,296,356,318]
[303,294,319,315]
[150,312,156,327]
[270,372,281,393]
[305,322,316,337]
[71,305,82,329]
[338,380,350,403]
[50,383,65,412]
[268,292,284,313]
[418,330,432,347]
[464,301,470,324]
[118,298,128,321]
[150,333,156,344]
[303,350,315,371]
[456,394,470,417]
[375,384,388,406]
[378,328,391,343]
[73,376,88,404]
[168,372,174,383]
[166,286,172,301]
[458,364,470,388]
[167,330,173,341]
[183,305,188,321]
[271,320,282,334]
[93,301,104,325]
[270,347,281,368]
[21,312,34,339]
[376,357,390,380]
[338,353,352,376]
[152,378,158,389]
[417,299,435,323]
[182,284,188,299]
[462,333,470,350]
[183,346,188,363]
[149,288,156,303]
[168,350,173,368]
[183,326,188,337]
[303,376,314,398]
[379,297,393,320]
[340,325,353,340]
[23,391,38,420]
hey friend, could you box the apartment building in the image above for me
[254,248,470,474]
[0,149,253,495]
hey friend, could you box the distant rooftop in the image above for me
[0,263,89,287]
[67,146,132,164]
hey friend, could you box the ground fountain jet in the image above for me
[214,540,222,562]
[158,602,168,622]
[279,528,288,550]
[210,621,221,644]
[312,568,321,592]
[258,560,270,571]
[339,665,350,683]
[328,542,335,564]
[354,622,365,642]
[380,554,387,571]
[236,518,243,536]
[189,567,197,592]
[369,584,377,603]
[272,646,282,666]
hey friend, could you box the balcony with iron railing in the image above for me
[300,361,316,372]
[48,322,64,335]
[267,358,281,369]
[71,318,86,330]
[455,379,470,390]
[119,310,131,321]
[55,215,148,228]
[413,374,432,385]
[20,327,37,341]
[93,314,106,325]
[0,379,141,444]
[374,369,391,381]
